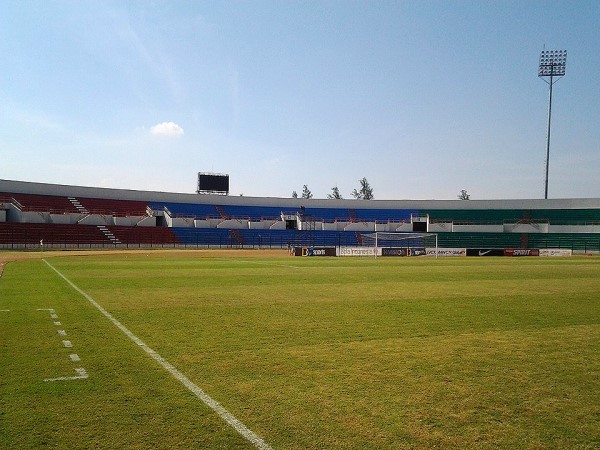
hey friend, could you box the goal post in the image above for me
[359,232,438,258]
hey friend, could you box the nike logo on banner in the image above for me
[479,250,492,256]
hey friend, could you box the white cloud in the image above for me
[150,122,184,137]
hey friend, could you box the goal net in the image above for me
[359,232,438,257]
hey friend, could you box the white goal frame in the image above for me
[360,232,438,258]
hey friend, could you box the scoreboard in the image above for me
[197,172,229,195]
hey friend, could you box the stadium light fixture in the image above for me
[538,49,567,199]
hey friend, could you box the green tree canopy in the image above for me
[327,186,343,199]
[351,177,374,200]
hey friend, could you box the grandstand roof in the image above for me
[2,179,599,211]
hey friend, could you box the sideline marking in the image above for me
[70,354,81,362]
[43,259,273,450]
[54,321,62,326]
[62,340,73,348]
[239,259,302,269]
[44,367,88,382]
[58,330,67,336]
[0,310,10,312]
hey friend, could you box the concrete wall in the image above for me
[50,213,76,224]
[344,222,375,232]
[169,217,195,228]
[549,225,600,234]
[323,222,348,231]
[429,222,453,232]
[269,221,286,230]
[114,216,144,226]
[504,223,549,233]
[249,220,280,230]
[217,219,248,229]
[453,224,504,233]
[16,211,49,224]
[194,218,220,228]
[137,216,157,227]
[393,223,414,232]
[79,214,113,226]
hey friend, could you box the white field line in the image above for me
[42,259,273,450]
[44,367,88,382]
[234,259,303,269]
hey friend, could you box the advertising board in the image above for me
[539,249,572,257]
[504,249,540,257]
[466,249,505,257]
[294,247,336,256]
[426,248,466,257]
[338,247,378,257]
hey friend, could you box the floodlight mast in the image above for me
[538,49,567,199]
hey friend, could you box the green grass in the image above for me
[1,252,599,449]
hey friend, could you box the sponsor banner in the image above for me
[426,248,467,257]
[466,249,505,257]
[381,248,408,257]
[539,249,572,257]
[380,247,427,257]
[294,247,336,256]
[504,248,540,257]
[338,246,379,257]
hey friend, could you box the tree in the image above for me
[457,189,470,200]
[301,185,313,199]
[291,191,298,198]
[327,186,343,199]
[351,177,374,200]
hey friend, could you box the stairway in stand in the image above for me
[68,197,89,215]
[97,225,122,245]
[229,229,244,246]
[348,209,358,223]
[520,233,529,249]
[215,205,229,219]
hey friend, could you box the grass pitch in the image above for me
[1,251,599,449]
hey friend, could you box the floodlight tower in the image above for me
[538,49,567,199]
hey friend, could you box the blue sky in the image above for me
[1,0,599,200]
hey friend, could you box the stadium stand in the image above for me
[0,223,108,248]
[76,197,149,216]
[109,225,179,246]
[1,179,599,252]
[0,192,79,214]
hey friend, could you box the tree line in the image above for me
[292,177,374,200]
[292,180,472,201]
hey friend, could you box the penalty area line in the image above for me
[42,259,273,450]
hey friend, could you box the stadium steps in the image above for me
[97,225,121,245]
[216,205,229,220]
[229,229,244,246]
[520,233,529,248]
[68,197,89,215]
